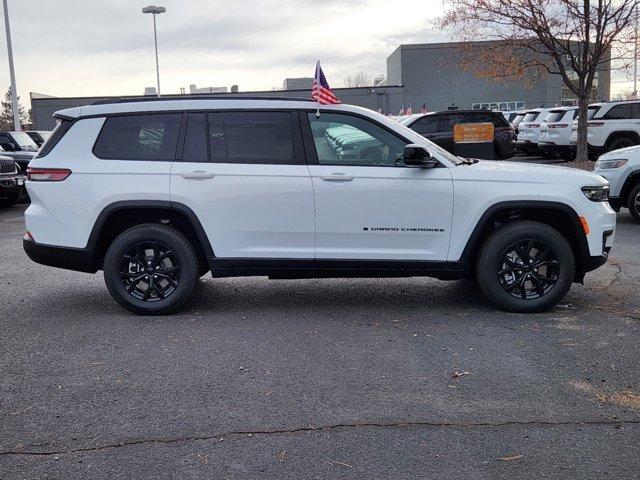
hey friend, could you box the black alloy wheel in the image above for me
[498,239,559,300]
[120,242,180,302]
[104,224,199,314]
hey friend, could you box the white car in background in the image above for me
[594,145,640,222]
[538,106,578,161]
[571,100,640,160]
[516,108,551,155]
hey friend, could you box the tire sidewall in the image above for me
[104,225,198,314]
[476,222,575,313]
[628,184,640,222]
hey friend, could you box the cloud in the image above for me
[0,0,445,102]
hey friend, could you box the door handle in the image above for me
[179,171,215,180]
[320,173,354,182]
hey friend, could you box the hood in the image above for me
[453,159,608,186]
[597,145,640,159]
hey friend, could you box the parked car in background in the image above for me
[571,100,640,160]
[399,110,516,159]
[511,111,527,132]
[0,131,39,173]
[26,130,51,147]
[23,97,614,314]
[516,108,551,155]
[538,106,578,161]
[0,156,23,207]
[595,145,640,222]
[502,110,522,123]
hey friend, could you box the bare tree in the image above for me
[0,87,27,131]
[344,70,373,88]
[437,0,640,162]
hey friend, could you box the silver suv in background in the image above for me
[0,131,39,173]
[516,108,551,155]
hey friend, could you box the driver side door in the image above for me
[303,112,454,261]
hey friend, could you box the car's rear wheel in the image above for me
[476,221,575,313]
[628,184,640,223]
[103,224,198,315]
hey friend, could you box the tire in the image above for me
[628,183,640,223]
[475,221,575,313]
[0,190,20,208]
[103,224,199,315]
[607,137,636,153]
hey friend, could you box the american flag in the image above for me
[312,61,341,105]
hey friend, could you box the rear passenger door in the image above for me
[170,110,316,259]
[601,104,632,135]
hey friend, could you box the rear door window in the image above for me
[603,104,631,120]
[208,111,300,165]
[94,113,182,160]
[545,111,566,123]
[411,116,438,134]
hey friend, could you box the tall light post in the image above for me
[142,5,165,97]
[2,0,20,131]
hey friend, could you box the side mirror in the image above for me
[403,144,438,168]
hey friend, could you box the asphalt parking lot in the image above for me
[1,168,639,478]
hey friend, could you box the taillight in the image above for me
[548,124,569,129]
[588,121,605,127]
[26,168,72,182]
[525,123,541,128]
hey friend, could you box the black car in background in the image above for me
[0,131,39,174]
[0,156,23,207]
[397,110,516,160]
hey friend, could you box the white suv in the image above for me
[594,145,640,222]
[23,97,616,314]
[516,108,551,155]
[571,100,640,159]
[538,106,578,161]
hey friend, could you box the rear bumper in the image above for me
[538,142,574,154]
[23,236,97,273]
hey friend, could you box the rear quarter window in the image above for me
[93,113,182,161]
[35,119,72,158]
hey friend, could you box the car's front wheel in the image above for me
[476,221,575,313]
[628,183,640,223]
[103,224,199,315]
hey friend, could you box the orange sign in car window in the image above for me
[453,123,495,143]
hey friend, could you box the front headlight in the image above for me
[581,185,610,202]
[595,158,628,170]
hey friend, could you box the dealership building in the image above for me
[30,40,611,130]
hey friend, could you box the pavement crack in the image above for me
[3,419,639,456]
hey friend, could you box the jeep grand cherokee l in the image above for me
[23,97,616,314]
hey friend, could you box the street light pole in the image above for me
[142,5,166,97]
[2,0,20,130]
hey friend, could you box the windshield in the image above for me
[523,111,541,122]
[512,114,526,127]
[10,132,39,151]
[545,111,566,123]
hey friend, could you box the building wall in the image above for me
[388,42,611,111]
[30,86,407,130]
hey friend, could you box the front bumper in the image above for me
[0,174,24,198]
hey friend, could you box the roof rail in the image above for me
[90,95,315,106]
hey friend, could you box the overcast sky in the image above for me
[0,0,633,106]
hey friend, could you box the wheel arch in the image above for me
[605,131,640,150]
[87,200,214,271]
[618,170,640,205]
[456,201,590,281]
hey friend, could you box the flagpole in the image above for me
[315,60,321,118]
